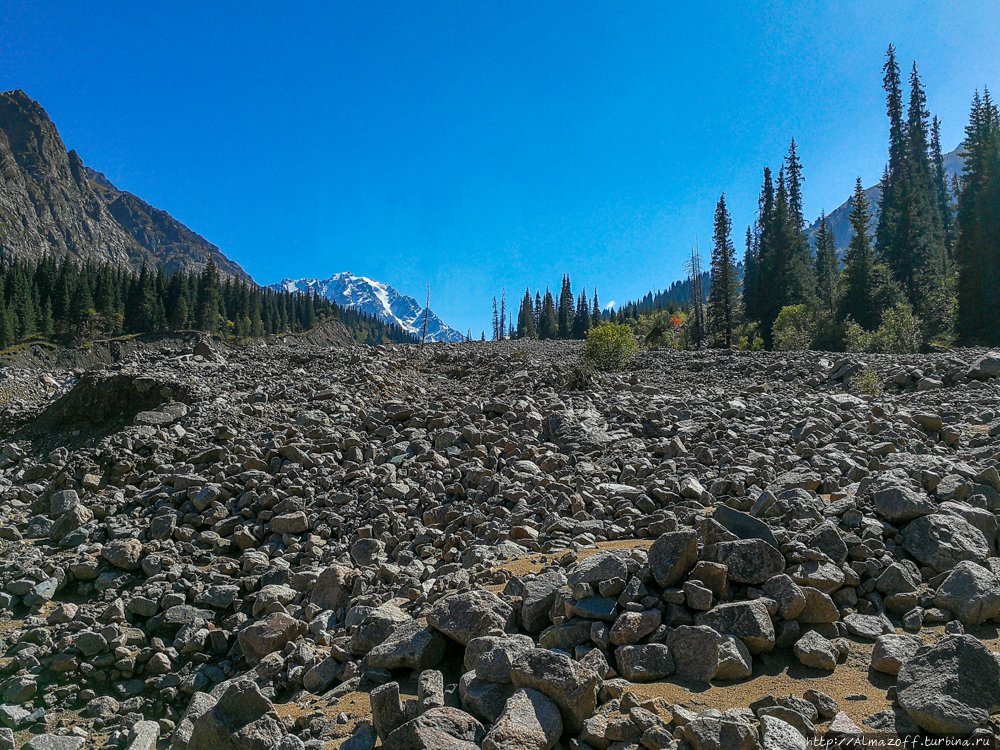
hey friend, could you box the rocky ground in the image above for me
[0,336,998,750]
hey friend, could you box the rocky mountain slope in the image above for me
[275,272,465,343]
[0,90,247,279]
[0,339,998,748]
[807,148,963,253]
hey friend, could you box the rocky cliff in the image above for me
[0,89,247,279]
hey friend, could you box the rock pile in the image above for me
[0,339,998,747]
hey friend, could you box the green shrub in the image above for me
[583,322,639,371]
[771,305,816,351]
[844,302,921,354]
[849,368,884,397]
[563,361,596,390]
[735,321,764,351]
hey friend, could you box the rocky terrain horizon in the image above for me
[0,333,998,749]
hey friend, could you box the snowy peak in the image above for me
[273,272,465,343]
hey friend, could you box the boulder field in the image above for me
[0,339,998,748]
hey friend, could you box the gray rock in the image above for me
[933,560,1000,625]
[459,672,516,725]
[648,530,699,587]
[615,643,675,682]
[702,539,784,585]
[697,600,775,654]
[793,630,836,671]
[872,485,936,523]
[482,688,562,750]
[188,680,287,750]
[126,721,160,750]
[762,575,806,620]
[365,619,446,671]
[870,634,921,676]
[683,713,759,750]
[665,625,722,682]
[465,634,535,683]
[897,635,1000,735]
[521,571,566,633]
[509,648,600,733]
[713,505,779,549]
[902,513,990,573]
[426,590,514,645]
[382,707,485,750]
[567,551,630,587]
[237,612,305,665]
[760,715,806,750]
[22,738,86,750]
[714,636,753,680]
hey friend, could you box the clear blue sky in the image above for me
[2,2,997,335]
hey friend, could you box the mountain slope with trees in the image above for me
[0,89,247,279]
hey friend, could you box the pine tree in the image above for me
[516,289,537,338]
[688,245,706,348]
[196,261,221,333]
[742,225,759,323]
[955,89,1000,344]
[557,275,574,339]
[707,194,739,347]
[591,289,601,327]
[814,212,839,314]
[838,178,897,330]
[572,289,591,339]
[491,296,499,341]
[538,289,558,339]
[877,44,907,266]
[930,115,954,250]
[903,63,951,339]
[499,288,507,341]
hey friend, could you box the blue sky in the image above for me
[2,2,997,335]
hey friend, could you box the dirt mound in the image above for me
[26,371,193,439]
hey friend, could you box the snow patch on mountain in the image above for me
[272,272,465,343]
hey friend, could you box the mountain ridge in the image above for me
[273,272,465,343]
[0,89,248,279]
[806,147,963,253]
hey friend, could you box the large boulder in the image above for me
[793,630,836,671]
[426,590,514,645]
[365,619,446,670]
[902,513,990,573]
[188,681,287,750]
[665,625,722,682]
[465,635,536,683]
[702,539,784,585]
[567,551,630,587]
[683,712,759,750]
[509,648,600,734]
[382,707,485,750]
[615,643,675,682]
[482,688,562,750]
[238,613,305,665]
[872,485,936,524]
[311,565,356,611]
[349,601,413,656]
[697,600,775,654]
[870,634,921,676]
[897,635,1000,735]
[933,560,1000,625]
[648,530,699,587]
[521,571,566,633]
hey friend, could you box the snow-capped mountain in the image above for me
[272,272,466,343]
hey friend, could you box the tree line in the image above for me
[706,46,999,350]
[611,46,997,352]
[0,255,414,349]
[486,276,603,341]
